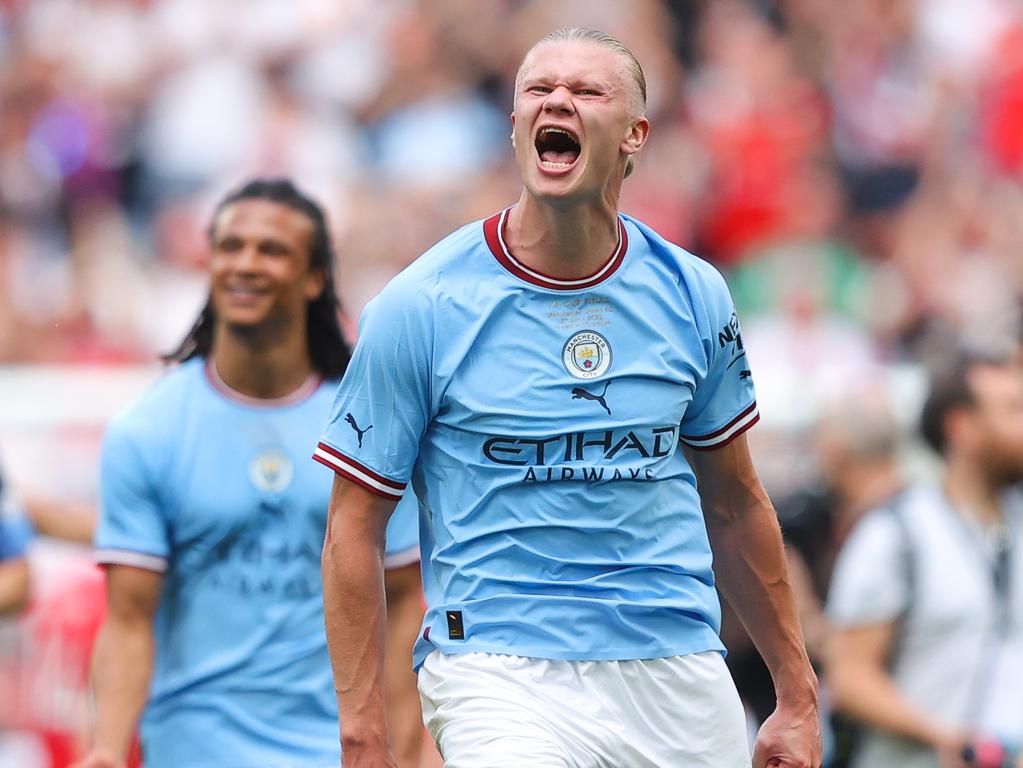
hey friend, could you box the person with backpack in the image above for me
[827,351,1023,768]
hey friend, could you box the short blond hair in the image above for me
[530,28,647,114]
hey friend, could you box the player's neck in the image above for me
[210,323,315,400]
[943,460,1004,526]
[506,195,620,280]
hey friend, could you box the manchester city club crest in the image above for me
[249,450,294,494]
[562,330,612,380]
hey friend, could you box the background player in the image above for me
[75,179,423,768]
[317,28,820,768]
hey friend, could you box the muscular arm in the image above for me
[828,623,966,760]
[322,474,399,768]
[0,557,30,616]
[383,562,427,768]
[76,565,162,768]
[686,434,821,768]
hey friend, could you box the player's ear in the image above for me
[944,406,978,454]
[304,268,326,301]
[510,112,517,148]
[621,116,650,158]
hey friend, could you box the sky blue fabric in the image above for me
[319,211,757,671]
[96,357,417,767]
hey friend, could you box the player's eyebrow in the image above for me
[213,233,294,255]
[520,72,616,94]
[214,233,243,248]
[259,238,293,255]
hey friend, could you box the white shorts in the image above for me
[418,650,750,768]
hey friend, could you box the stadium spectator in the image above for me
[2,0,1021,372]
[787,389,908,641]
[74,179,423,768]
[827,351,1023,767]
[687,0,831,263]
[317,28,820,768]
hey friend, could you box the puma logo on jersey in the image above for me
[571,381,612,415]
[345,413,373,448]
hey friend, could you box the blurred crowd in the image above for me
[2,0,1023,766]
[2,0,1021,366]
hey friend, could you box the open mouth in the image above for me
[534,127,581,170]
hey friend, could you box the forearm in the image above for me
[89,618,154,758]
[322,509,391,751]
[707,494,817,704]
[25,496,97,544]
[828,623,961,751]
[690,437,822,767]
[831,663,949,746]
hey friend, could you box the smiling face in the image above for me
[208,198,325,337]
[512,39,649,205]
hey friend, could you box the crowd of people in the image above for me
[1,1,1022,767]
[1,0,1021,366]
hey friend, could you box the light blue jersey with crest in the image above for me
[317,209,758,670]
[95,357,418,768]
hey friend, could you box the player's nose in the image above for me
[543,85,575,114]
[233,244,262,273]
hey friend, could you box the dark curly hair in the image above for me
[163,178,351,380]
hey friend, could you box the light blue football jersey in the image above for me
[317,209,758,670]
[95,357,418,768]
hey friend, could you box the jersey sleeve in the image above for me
[94,419,171,572]
[314,285,433,501]
[826,509,908,627]
[679,265,758,450]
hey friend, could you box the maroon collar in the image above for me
[483,208,628,291]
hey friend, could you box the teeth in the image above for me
[540,161,574,169]
[540,127,573,140]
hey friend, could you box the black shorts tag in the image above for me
[446,610,465,640]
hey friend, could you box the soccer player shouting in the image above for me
[75,180,423,768]
[318,29,821,768]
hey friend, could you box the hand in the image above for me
[752,700,822,768]
[70,749,127,768]
[933,729,970,768]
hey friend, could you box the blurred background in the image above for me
[0,0,1021,765]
